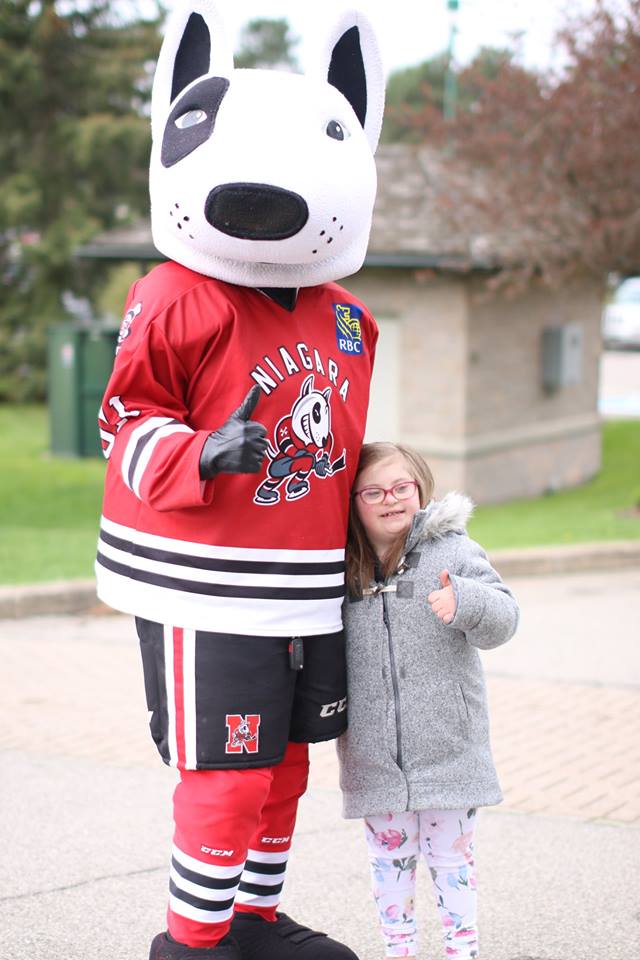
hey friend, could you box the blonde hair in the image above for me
[346,442,435,598]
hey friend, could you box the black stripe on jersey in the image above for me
[96,552,345,601]
[238,880,285,898]
[99,529,345,576]
[171,857,242,890]
[169,880,235,913]
[244,859,287,876]
[127,419,181,490]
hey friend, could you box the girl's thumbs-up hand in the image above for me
[428,569,457,624]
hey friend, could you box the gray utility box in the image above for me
[541,322,583,392]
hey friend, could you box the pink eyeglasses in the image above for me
[353,480,418,505]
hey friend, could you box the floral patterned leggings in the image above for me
[364,808,478,959]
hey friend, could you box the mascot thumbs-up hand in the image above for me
[199,384,268,476]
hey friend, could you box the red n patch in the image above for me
[225,714,261,754]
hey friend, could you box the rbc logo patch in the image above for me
[334,304,364,356]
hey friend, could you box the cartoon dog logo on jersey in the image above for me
[254,374,346,505]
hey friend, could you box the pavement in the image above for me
[1,564,639,960]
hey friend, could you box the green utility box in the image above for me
[48,323,118,457]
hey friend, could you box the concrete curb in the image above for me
[489,539,640,578]
[0,579,99,619]
[0,541,638,619]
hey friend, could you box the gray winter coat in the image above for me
[337,492,519,818]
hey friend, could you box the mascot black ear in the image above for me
[171,13,212,102]
[151,1,233,145]
[313,10,385,153]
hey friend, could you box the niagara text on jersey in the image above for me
[96,262,378,635]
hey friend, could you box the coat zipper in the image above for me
[382,591,403,768]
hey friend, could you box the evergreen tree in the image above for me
[0,0,162,401]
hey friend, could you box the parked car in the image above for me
[602,277,640,349]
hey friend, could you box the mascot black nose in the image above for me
[205,183,309,241]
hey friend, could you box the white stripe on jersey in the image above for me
[100,515,345,565]
[164,626,178,768]
[96,565,344,637]
[97,537,344,590]
[121,418,193,499]
[121,417,173,488]
[131,422,193,499]
[96,514,346,636]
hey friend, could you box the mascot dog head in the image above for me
[150,2,384,288]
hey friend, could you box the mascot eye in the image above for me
[312,402,322,424]
[175,109,208,130]
[325,120,349,141]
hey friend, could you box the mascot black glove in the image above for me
[199,385,268,478]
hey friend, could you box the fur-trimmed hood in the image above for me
[405,491,475,553]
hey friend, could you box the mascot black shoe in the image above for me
[149,933,241,960]
[230,912,358,960]
[93,1,385,958]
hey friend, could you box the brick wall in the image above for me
[344,267,603,503]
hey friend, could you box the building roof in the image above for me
[76,144,512,273]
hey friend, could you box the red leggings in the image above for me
[168,741,309,947]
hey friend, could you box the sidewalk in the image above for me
[1,567,639,960]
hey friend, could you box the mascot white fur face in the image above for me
[150,2,385,288]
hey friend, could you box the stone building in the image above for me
[78,144,604,503]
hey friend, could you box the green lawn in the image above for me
[0,406,106,584]
[0,406,639,585]
[468,419,640,548]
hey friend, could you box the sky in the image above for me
[217,0,601,75]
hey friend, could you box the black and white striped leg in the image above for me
[235,847,288,911]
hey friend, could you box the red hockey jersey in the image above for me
[96,262,377,636]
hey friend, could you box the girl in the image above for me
[337,443,519,960]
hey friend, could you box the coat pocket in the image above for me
[455,683,471,734]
